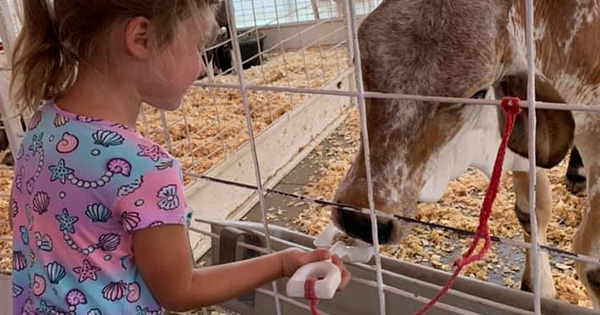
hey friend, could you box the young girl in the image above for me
[9,1,350,314]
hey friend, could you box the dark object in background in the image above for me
[565,147,586,195]
[237,31,266,69]
[211,28,232,73]
[0,125,8,152]
[1,151,13,166]
[0,117,26,166]
[209,1,232,74]
[201,1,266,77]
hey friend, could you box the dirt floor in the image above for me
[211,109,593,311]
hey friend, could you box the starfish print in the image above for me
[29,132,44,153]
[136,305,160,315]
[55,208,79,234]
[73,259,100,283]
[137,144,168,162]
[48,159,74,184]
[36,300,55,314]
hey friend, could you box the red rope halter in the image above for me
[305,277,320,315]
[412,97,522,315]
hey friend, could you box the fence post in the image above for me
[0,0,25,156]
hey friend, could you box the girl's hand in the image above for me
[134,224,351,311]
[280,248,351,291]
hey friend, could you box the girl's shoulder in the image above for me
[24,101,175,161]
[16,101,181,189]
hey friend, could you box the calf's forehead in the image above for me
[360,0,510,103]
[359,1,511,147]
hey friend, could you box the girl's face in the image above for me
[141,18,206,111]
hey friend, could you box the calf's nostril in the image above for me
[336,208,394,245]
[377,220,393,244]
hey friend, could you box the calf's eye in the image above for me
[472,89,488,99]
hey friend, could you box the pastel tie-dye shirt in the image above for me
[11,102,190,315]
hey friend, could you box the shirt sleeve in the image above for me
[113,164,188,233]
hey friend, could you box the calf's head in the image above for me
[331,0,575,245]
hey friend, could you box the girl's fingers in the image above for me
[332,254,351,290]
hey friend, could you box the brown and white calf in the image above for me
[332,0,600,309]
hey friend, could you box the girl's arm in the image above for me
[133,224,349,312]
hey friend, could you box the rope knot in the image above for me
[501,97,522,115]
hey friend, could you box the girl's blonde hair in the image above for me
[10,0,218,114]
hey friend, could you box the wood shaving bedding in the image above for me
[333,232,359,246]
[136,47,348,186]
[0,159,14,275]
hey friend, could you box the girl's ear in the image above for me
[124,16,154,60]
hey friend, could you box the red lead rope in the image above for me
[412,97,522,315]
[303,97,522,315]
[305,277,320,315]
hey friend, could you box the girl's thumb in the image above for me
[304,249,331,264]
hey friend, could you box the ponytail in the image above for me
[10,0,77,114]
[10,0,218,115]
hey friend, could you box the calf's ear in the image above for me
[494,74,575,168]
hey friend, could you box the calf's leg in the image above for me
[512,170,556,298]
[572,132,600,310]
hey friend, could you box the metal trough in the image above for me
[0,272,10,315]
[203,219,596,315]
[1,220,594,315]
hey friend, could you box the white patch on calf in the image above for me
[564,0,600,54]
[590,176,600,199]
[551,71,600,135]
[538,251,557,298]
[533,19,548,41]
[418,105,499,202]
[504,8,551,77]
[553,72,600,105]
[390,188,400,204]
[418,95,530,203]
[505,8,527,75]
